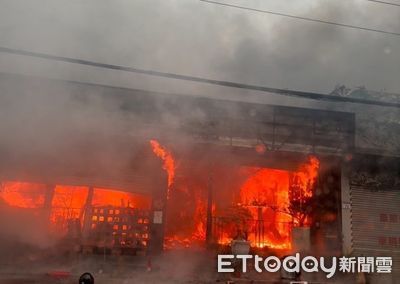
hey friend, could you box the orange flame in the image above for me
[92,188,150,208]
[163,180,208,249]
[292,156,320,199]
[50,185,88,231]
[0,181,46,208]
[287,156,320,227]
[217,156,320,250]
[238,168,293,249]
[149,139,176,197]
[192,193,207,240]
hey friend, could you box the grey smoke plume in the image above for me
[0,0,399,94]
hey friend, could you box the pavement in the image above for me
[0,249,390,284]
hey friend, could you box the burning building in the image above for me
[1,72,399,283]
[0,74,399,282]
[0,72,354,259]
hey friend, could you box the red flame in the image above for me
[149,139,176,198]
[0,153,319,252]
[238,167,292,249]
[0,181,46,208]
[92,188,150,208]
[163,179,208,249]
[192,193,207,240]
[292,156,319,199]
[216,156,320,250]
[50,185,88,231]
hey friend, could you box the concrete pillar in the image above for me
[341,162,353,255]
[82,186,94,238]
[205,171,213,246]
[149,172,168,254]
[43,184,55,225]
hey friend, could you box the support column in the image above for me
[341,161,353,255]
[82,186,94,238]
[149,172,168,255]
[205,171,213,246]
[43,184,55,226]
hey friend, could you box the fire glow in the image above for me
[0,181,150,232]
[215,156,320,250]
[238,167,293,249]
[0,147,320,252]
[163,184,207,249]
[0,181,46,208]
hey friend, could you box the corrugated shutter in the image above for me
[350,185,400,271]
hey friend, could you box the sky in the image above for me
[0,0,399,96]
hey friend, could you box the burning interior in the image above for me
[0,140,334,255]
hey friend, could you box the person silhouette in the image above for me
[79,272,94,284]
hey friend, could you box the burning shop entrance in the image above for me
[0,137,170,256]
[212,156,319,250]
[0,182,152,253]
[161,144,341,255]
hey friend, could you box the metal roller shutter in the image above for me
[350,185,400,271]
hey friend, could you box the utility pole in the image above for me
[206,166,213,246]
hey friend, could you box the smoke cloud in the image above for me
[0,0,399,93]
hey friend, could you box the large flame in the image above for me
[92,188,150,208]
[163,178,208,249]
[0,153,319,252]
[292,156,319,199]
[50,185,88,231]
[149,139,176,198]
[0,181,46,208]
[238,168,293,249]
[216,156,320,250]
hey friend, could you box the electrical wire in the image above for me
[366,0,400,7]
[0,46,399,108]
[199,0,400,36]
